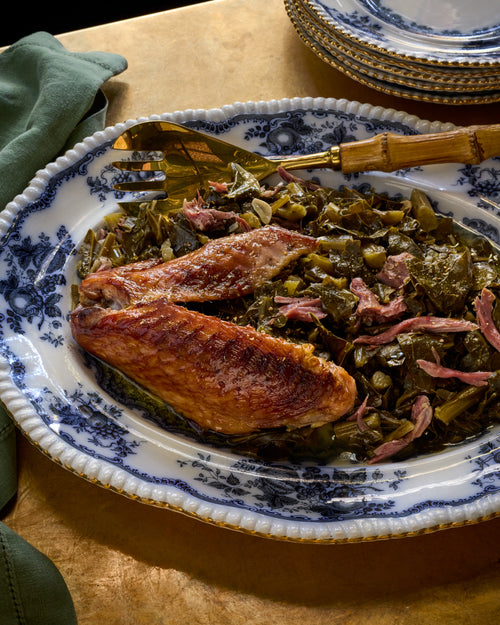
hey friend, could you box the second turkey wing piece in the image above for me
[78,225,318,308]
[70,298,356,434]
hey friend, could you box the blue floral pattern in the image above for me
[0,229,72,339]
[356,0,500,38]
[0,100,500,540]
[309,0,500,63]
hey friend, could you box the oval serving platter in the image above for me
[1,97,500,543]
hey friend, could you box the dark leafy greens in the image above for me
[76,167,500,464]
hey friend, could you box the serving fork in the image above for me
[111,120,500,211]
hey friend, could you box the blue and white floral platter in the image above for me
[1,98,500,543]
[304,0,500,64]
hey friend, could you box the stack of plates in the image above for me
[284,0,500,104]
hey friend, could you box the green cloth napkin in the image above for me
[0,31,128,623]
[0,30,128,210]
[0,417,77,624]
[0,417,78,625]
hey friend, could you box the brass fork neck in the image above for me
[279,146,341,172]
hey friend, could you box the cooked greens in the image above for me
[76,167,500,464]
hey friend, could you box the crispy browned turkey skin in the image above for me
[78,225,319,308]
[70,299,356,434]
[71,224,357,433]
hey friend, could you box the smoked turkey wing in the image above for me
[70,299,357,434]
[78,225,319,308]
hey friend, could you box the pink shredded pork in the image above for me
[417,358,492,387]
[274,295,327,322]
[353,316,478,346]
[376,252,413,289]
[208,180,228,193]
[474,287,500,352]
[345,395,371,431]
[182,196,250,232]
[277,166,322,191]
[369,395,433,464]
[350,277,407,323]
[416,347,492,387]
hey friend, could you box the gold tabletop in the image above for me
[4,0,500,622]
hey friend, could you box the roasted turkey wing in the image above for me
[78,225,318,309]
[70,298,356,434]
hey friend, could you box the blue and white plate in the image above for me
[288,0,500,83]
[285,0,500,103]
[285,2,500,105]
[1,98,500,543]
[303,0,500,64]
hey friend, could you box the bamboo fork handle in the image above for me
[339,124,500,174]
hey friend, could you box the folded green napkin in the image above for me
[0,30,128,210]
[0,453,77,625]
[0,31,128,624]
[0,415,78,625]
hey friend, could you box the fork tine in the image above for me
[113,180,167,192]
[113,131,142,150]
[113,129,162,151]
[112,121,191,151]
[111,159,164,172]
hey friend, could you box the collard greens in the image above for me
[76,168,500,464]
